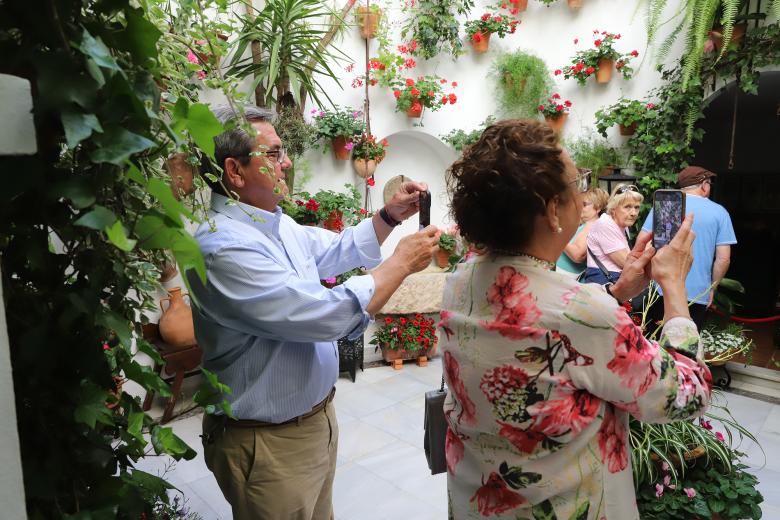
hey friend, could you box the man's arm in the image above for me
[709,245,731,306]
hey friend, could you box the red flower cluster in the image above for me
[397,39,418,54]
[305,199,319,211]
[538,93,572,118]
[367,177,375,186]
[372,313,437,352]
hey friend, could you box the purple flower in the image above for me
[311,108,318,114]
[715,431,725,442]
[352,111,361,118]
[318,110,325,118]
[684,487,696,499]
[324,277,337,284]
[655,484,664,498]
[344,142,354,151]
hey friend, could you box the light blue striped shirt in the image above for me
[189,193,382,422]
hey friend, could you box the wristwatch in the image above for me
[604,283,623,304]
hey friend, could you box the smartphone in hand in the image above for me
[652,189,686,249]
[419,190,431,230]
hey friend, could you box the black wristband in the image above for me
[379,207,402,227]
[605,283,622,304]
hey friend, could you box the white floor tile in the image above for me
[187,474,233,519]
[333,384,397,418]
[369,371,435,402]
[337,419,399,463]
[362,401,427,448]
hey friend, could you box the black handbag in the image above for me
[423,374,448,475]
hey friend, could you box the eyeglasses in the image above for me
[248,146,288,165]
[571,169,590,193]
[615,184,639,195]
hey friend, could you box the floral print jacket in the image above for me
[440,256,712,520]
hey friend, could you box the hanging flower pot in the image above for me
[331,136,352,160]
[165,152,196,199]
[618,122,637,136]
[436,249,452,269]
[407,99,423,118]
[596,57,614,83]
[322,209,344,233]
[357,6,381,39]
[709,23,747,53]
[158,287,196,349]
[470,31,491,54]
[544,113,568,133]
[567,0,583,10]
[353,158,378,178]
[514,0,528,12]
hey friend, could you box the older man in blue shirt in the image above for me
[190,105,438,519]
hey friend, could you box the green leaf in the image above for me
[96,310,133,347]
[122,468,175,495]
[123,8,162,60]
[105,220,137,251]
[123,361,171,397]
[74,205,117,230]
[61,110,103,148]
[184,103,223,159]
[90,128,155,165]
[73,380,115,429]
[147,178,195,224]
[125,163,147,185]
[135,338,164,365]
[532,499,558,520]
[151,425,196,460]
[127,411,145,443]
[52,178,96,208]
[79,28,121,71]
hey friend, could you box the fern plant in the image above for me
[401,0,475,60]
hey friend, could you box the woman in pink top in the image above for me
[582,184,643,284]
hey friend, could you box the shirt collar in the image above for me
[210,193,282,239]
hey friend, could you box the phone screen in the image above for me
[652,190,686,249]
[419,190,431,230]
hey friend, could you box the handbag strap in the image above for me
[587,246,616,284]
[440,374,445,392]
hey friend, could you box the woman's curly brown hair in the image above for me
[446,119,568,252]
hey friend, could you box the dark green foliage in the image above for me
[401,0,475,60]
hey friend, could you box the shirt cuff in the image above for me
[660,316,702,359]
[341,274,376,339]
[353,218,383,268]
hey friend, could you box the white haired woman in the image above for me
[582,184,643,284]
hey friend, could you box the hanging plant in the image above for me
[311,106,365,160]
[557,31,638,85]
[538,93,572,132]
[356,4,382,39]
[464,13,519,53]
[401,0,475,60]
[352,134,389,178]
[493,50,552,118]
[594,99,657,137]
[392,76,457,119]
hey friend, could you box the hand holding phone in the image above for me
[652,189,686,249]
[419,190,431,230]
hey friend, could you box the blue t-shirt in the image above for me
[641,194,736,304]
[557,223,587,274]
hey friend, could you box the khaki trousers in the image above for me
[202,402,338,520]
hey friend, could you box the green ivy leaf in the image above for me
[150,425,196,460]
[61,110,104,148]
[127,411,145,443]
[53,178,96,209]
[135,338,164,365]
[122,8,162,61]
[147,178,195,224]
[74,205,117,230]
[121,468,175,496]
[123,361,171,397]
[79,28,121,72]
[73,380,115,429]
[105,220,137,251]
[90,128,155,165]
[96,310,132,347]
[183,103,223,159]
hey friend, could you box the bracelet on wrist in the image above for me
[604,283,622,304]
[379,207,402,227]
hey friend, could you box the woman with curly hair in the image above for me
[440,119,711,519]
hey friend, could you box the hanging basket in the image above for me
[596,58,614,84]
[567,0,583,10]
[471,32,491,54]
[619,123,637,136]
[331,136,352,160]
[503,74,527,96]
[353,158,378,178]
[514,0,528,12]
[544,113,568,133]
[357,6,381,39]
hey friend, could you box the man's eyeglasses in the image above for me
[615,184,639,195]
[248,146,288,165]
[571,169,590,193]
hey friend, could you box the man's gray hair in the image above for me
[202,105,276,194]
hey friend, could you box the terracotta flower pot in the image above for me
[406,99,423,118]
[514,0,528,12]
[352,158,378,178]
[471,32,491,54]
[710,23,747,53]
[166,152,196,199]
[322,209,344,233]
[567,0,583,10]
[618,122,637,136]
[599,166,616,177]
[380,337,438,368]
[357,6,381,39]
[596,58,614,83]
[158,287,196,349]
[331,136,352,160]
[436,249,452,268]
[544,113,568,133]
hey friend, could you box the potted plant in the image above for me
[701,323,754,366]
[437,233,457,268]
[440,116,496,152]
[356,3,382,39]
[557,31,638,85]
[494,50,552,117]
[500,0,528,14]
[370,314,438,369]
[568,133,621,178]
[400,0,473,60]
[391,75,456,119]
[464,13,519,54]
[314,184,364,232]
[312,106,364,160]
[352,133,389,178]
[538,93,572,133]
[594,98,656,137]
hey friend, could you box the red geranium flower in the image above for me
[427,90,434,97]
[452,81,458,87]
[360,208,367,215]
[305,199,319,211]
[470,472,527,516]
[393,90,401,98]
[367,177,375,186]
[399,317,407,325]
[615,61,625,69]
[510,7,519,15]
[586,66,595,75]
[555,104,563,112]
[500,2,507,7]
[410,39,417,51]
[411,87,420,97]
[405,78,415,86]
[381,138,389,146]
[594,39,602,46]
[551,93,561,99]
[295,199,304,206]
[384,317,393,324]
[441,96,448,104]
[564,100,572,107]
[554,69,562,75]
[398,44,409,53]
[493,15,502,22]
[440,78,447,84]
[481,13,490,21]
[471,32,482,43]
[448,93,457,104]
[631,50,639,57]
[538,104,545,112]
[575,62,584,71]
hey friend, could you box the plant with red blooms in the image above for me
[391,75,456,116]
[464,13,519,42]
[537,93,572,118]
[362,43,418,88]
[558,31,638,85]
[352,133,389,162]
[370,313,438,353]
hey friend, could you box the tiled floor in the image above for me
[135,357,780,520]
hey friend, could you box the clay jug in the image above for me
[159,287,196,349]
